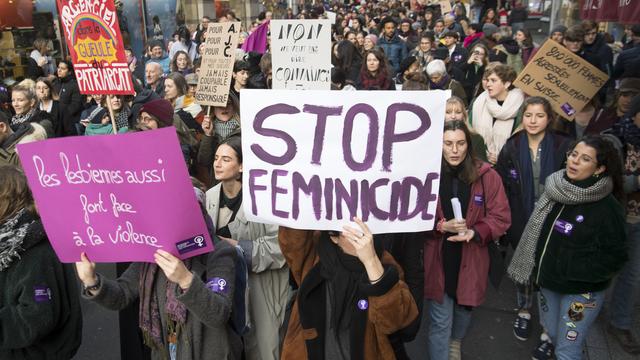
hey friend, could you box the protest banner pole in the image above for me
[106,96,118,134]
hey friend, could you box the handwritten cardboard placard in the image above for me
[17,128,213,263]
[270,20,332,90]
[57,0,134,95]
[240,89,449,233]
[514,39,608,120]
[195,21,241,106]
[440,0,453,14]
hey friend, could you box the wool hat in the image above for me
[139,98,174,128]
[619,78,640,94]
[185,73,198,85]
[365,34,378,45]
[550,25,567,35]
[482,23,499,38]
[88,106,108,124]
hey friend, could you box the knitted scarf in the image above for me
[0,209,36,271]
[507,170,613,284]
[138,260,190,353]
[114,105,131,130]
[11,108,36,125]
[429,74,450,90]
[518,131,556,217]
[472,88,524,155]
[358,69,391,90]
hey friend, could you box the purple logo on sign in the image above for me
[561,103,576,117]
[176,235,206,255]
[34,286,51,303]
[357,299,368,310]
[575,215,584,223]
[206,277,228,294]
[474,194,484,205]
[509,169,518,180]
[553,219,574,236]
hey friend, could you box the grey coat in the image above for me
[84,241,242,360]
[206,184,289,360]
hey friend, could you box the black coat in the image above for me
[55,76,83,135]
[495,131,571,248]
[460,62,485,101]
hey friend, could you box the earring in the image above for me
[592,172,601,178]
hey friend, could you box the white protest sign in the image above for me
[325,11,337,24]
[270,20,332,90]
[240,89,449,233]
[195,22,241,107]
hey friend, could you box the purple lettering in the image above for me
[361,178,390,221]
[303,104,343,165]
[342,104,379,171]
[324,178,334,220]
[334,178,358,220]
[291,172,322,220]
[421,173,439,220]
[382,103,431,171]
[248,169,268,215]
[251,104,299,165]
[388,180,402,220]
[271,169,289,218]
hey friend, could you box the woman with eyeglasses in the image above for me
[424,120,511,360]
[409,33,435,72]
[508,135,627,360]
[496,97,571,344]
[35,77,62,136]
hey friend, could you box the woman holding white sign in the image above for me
[205,135,289,360]
[424,120,511,360]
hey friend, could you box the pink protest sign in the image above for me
[16,128,213,263]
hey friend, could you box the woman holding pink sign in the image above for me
[75,197,243,359]
[205,135,289,360]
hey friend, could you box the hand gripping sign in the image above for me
[17,128,213,263]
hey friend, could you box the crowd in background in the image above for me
[1,1,640,359]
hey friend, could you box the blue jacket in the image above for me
[377,32,408,75]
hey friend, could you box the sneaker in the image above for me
[449,339,461,360]
[531,338,554,360]
[513,313,532,341]
[607,324,640,354]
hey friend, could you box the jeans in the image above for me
[516,282,535,311]
[538,288,605,360]
[610,221,640,330]
[427,295,473,360]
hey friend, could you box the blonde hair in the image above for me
[446,96,477,132]
[0,166,36,223]
[18,123,48,144]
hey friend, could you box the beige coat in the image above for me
[206,184,290,360]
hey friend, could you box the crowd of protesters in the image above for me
[0,0,639,359]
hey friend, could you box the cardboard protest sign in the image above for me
[17,128,213,263]
[440,0,453,14]
[240,89,449,233]
[271,20,332,90]
[195,22,241,107]
[56,0,134,95]
[514,39,608,120]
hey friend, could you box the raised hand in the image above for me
[75,252,97,286]
[154,249,194,290]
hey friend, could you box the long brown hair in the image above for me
[0,165,36,223]
[443,120,479,184]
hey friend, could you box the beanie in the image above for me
[88,107,108,124]
[482,23,498,38]
[139,98,174,128]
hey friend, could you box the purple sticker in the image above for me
[357,299,368,310]
[509,169,518,180]
[575,215,584,223]
[553,219,574,236]
[206,277,228,294]
[561,103,576,117]
[474,194,484,205]
[34,286,51,303]
[175,235,206,255]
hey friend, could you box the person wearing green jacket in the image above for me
[508,135,628,360]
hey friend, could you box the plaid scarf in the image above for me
[507,170,613,284]
[138,260,191,353]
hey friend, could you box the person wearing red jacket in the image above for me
[424,120,511,360]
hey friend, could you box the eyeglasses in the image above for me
[139,115,156,123]
[566,151,597,164]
